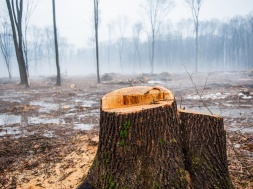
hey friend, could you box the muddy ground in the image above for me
[0,72,252,189]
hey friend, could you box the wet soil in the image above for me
[0,72,252,188]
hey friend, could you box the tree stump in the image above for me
[78,86,233,189]
[178,109,233,189]
[78,86,187,188]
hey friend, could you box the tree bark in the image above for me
[178,109,233,189]
[6,0,29,87]
[94,0,100,83]
[78,86,233,189]
[52,0,61,86]
[78,86,187,189]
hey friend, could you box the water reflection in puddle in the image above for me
[0,113,61,137]
[30,101,59,113]
[0,126,20,136]
[28,117,60,124]
[0,90,27,102]
[229,127,253,133]
[81,100,97,107]
[0,114,21,125]
[185,93,230,100]
[148,80,167,84]
[72,99,97,107]
[0,113,61,125]
[73,124,95,130]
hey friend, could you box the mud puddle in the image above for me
[73,123,95,130]
[0,97,99,138]
[30,101,60,113]
[0,114,21,125]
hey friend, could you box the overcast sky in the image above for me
[29,0,253,48]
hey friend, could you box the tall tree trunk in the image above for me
[52,0,61,86]
[6,0,29,87]
[151,30,155,74]
[94,0,100,83]
[78,86,233,189]
[195,22,199,73]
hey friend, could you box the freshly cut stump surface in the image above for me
[78,86,233,189]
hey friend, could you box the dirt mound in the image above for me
[101,73,116,81]
[155,72,173,81]
[133,75,149,83]
[249,70,253,77]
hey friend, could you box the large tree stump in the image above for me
[78,86,233,189]
[78,86,187,188]
[178,109,233,189]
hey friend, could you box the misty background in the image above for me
[1,0,253,78]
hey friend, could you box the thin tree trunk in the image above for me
[0,37,12,79]
[52,0,61,86]
[151,40,155,74]
[4,56,12,79]
[195,23,199,73]
[151,30,155,74]
[94,0,100,83]
[223,38,226,72]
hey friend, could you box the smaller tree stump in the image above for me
[178,109,234,189]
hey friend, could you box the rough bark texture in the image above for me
[52,0,61,86]
[6,0,29,87]
[179,109,233,189]
[78,86,233,189]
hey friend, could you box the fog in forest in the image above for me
[1,0,253,79]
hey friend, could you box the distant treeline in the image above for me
[1,14,253,77]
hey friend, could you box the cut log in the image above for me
[178,109,233,189]
[78,86,233,189]
[78,86,187,189]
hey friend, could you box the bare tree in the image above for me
[132,22,143,72]
[107,23,113,72]
[58,37,69,76]
[44,27,54,72]
[114,16,128,73]
[30,25,43,71]
[142,0,174,74]
[94,0,100,83]
[22,0,37,77]
[0,18,12,79]
[52,0,61,86]
[5,0,29,87]
[185,0,203,73]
